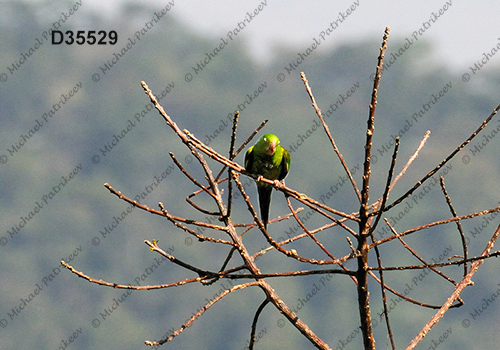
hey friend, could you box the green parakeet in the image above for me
[245,133,291,229]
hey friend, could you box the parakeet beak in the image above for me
[267,141,276,155]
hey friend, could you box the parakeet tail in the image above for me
[257,184,272,229]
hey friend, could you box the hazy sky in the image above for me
[82,0,500,70]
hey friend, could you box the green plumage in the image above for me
[244,133,291,229]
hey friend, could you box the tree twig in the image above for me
[357,25,390,350]
[406,223,500,349]
[385,104,500,212]
[300,71,361,202]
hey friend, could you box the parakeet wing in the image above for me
[244,145,255,172]
[278,147,291,181]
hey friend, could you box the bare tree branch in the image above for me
[406,223,500,350]
[62,27,500,350]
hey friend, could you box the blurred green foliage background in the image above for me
[1,1,500,349]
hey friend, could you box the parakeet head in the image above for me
[255,134,280,155]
